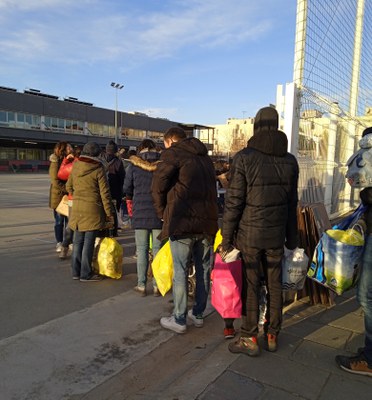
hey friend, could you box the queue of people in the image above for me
[48,109,372,377]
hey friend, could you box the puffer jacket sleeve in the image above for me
[97,166,114,217]
[285,156,299,250]
[221,153,247,247]
[123,164,134,200]
[151,151,178,220]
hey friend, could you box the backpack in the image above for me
[345,134,372,188]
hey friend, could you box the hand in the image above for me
[106,215,115,229]
[217,244,235,262]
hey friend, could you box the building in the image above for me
[0,86,214,172]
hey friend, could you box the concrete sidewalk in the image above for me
[2,286,371,399]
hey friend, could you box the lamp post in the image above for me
[110,82,124,143]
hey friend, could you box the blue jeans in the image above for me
[169,236,212,325]
[135,229,162,288]
[357,234,372,367]
[53,210,68,243]
[71,230,97,279]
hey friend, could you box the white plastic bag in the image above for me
[282,247,309,291]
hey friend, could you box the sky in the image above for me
[0,0,297,125]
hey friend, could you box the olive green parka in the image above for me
[66,156,114,232]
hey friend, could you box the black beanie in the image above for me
[82,142,101,157]
[106,140,118,154]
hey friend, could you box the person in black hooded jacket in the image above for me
[152,127,219,334]
[221,106,299,356]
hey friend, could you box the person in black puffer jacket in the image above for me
[152,127,219,334]
[123,139,163,297]
[221,107,299,356]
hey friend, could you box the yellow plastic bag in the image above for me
[213,229,223,252]
[326,227,364,246]
[152,241,173,296]
[96,237,123,279]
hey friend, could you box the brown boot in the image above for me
[59,246,69,260]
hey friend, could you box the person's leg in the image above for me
[134,229,149,290]
[71,229,84,279]
[264,248,284,336]
[169,237,192,325]
[151,229,162,290]
[53,210,64,245]
[240,249,262,337]
[357,235,372,366]
[80,230,97,280]
[192,237,212,317]
[335,236,372,375]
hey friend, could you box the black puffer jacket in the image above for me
[123,151,163,230]
[101,153,125,208]
[222,107,299,251]
[152,137,219,241]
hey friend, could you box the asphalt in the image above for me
[1,173,372,399]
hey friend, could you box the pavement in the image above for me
[1,174,372,399]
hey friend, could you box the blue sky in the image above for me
[0,0,297,125]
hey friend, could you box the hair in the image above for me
[164,127,187,142]
[54,142,71,159]
[128,149,137,157]
[362,127,372,137]
[73,145,82,158]
[138,138,157,152]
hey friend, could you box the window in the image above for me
[8,112,15,127]
[16,113,25,128]
[0,111,6,126]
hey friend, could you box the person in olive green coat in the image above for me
[66,142,115,282]
[49,141,73,252]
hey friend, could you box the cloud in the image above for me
[0,0,275,68]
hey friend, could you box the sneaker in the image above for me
[265,333,278,352]
[80,274,104,282]
[187,309,204,328]
[59,246,69,260]
[153,287,161,297]
[72,276,79,280]
[228,336,260,357]
[224,327,236,339]
[160,316,186,334]
[69,243,73,251]
[335,353,372,377]
[56,242,63,253]
[134,286,147,297]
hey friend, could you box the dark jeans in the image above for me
[357,234,372,367]
[71,230,97,279]
[53,210,68,243]
[62,205,73,247]
[240,247,283,337]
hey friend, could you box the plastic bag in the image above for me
[96,237,123,279]
[308,208,366,295]
[282,247,309,291]
[211,253,242,318]
[213,229,223,252]
[152,241,173,296]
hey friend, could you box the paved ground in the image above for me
[0,173,371,400]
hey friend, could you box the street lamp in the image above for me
[110,82,124,143]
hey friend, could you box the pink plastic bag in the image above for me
[211,253,242,318]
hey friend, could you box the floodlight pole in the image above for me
[110,82,124,143]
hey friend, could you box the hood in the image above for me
[172,137,208,156]
[248,130,288,156]
[248,107,287,156]
[73,156,103,177]
[129,152,161,172]
[359,133,372,149]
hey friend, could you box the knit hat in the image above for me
[82,141,101,157]
[106,140,118,154]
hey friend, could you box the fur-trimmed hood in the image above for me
[129,153,161,172]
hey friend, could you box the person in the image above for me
[152,127,219,334]
[48,141,73,253]
[59,145,81,260]
[220,106,299,356]
[123,139,163,297]
[66,141,115,282]
[101,140,125,236]
[335,126,372,376]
